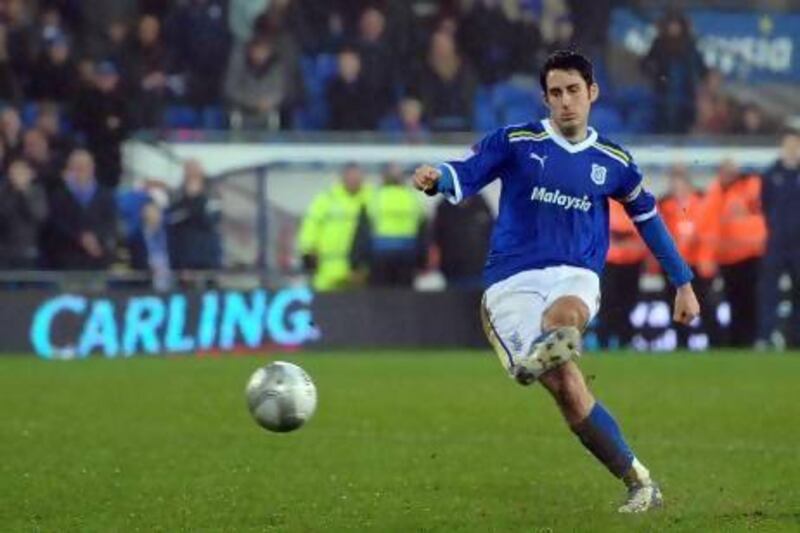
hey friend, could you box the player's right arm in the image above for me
[412,127,511,203]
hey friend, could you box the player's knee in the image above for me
[542,297,590,331]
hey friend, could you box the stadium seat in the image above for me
[201,106,227,130]
[21,102,39,127]
[164,105,200,129]
[473,86,498,132]
[590,104,626,135]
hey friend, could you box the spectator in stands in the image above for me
[597,200,647,349]
[658,164,719,347]
[732,103,776,136]
[165,0,231,107]
[28,32,78,104]
[354,6,395,119]
[283,0,347,55]
[130,200,171,291]
[45,149,117,270]
[34,5,73,54]
[139,0,172,20]
[546,16,576,56]
[2,0,35,92]
[0,106,23,158]
[511,2,543,77]
[758,130,800,349]
[698,158,766,347]
[251,2,303,126]
[566,0,611,58]
[641,10,707,134]
[73,61,130,187]
[0,19,23,102]
[34,102,72,163]
[411,30,476,132]
[22,128,58,190]
[166,159,222,271]
[351,162,426,287]
[224,36,288,130]
[432,193,493,289]
[229,0,270,43]
[384,97,430,144]
[126,14,172,128]
[326,47,379,131]
[79,1,137,61]
[693,69,734,135]
[298,162,373,291]
[458,0,517,86]
[0,159,47,268]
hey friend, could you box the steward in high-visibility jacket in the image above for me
[658,165,719,346]
[298,163,373,291]
[697,159,766,346]
[352,163,426,287]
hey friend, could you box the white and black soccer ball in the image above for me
[245,361,317,433]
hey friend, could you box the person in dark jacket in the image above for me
[432,193,493,289]
[166,159,222,271]
[325,47,379,131]
[72,61,130,187]
[640,10,707,134]
[27,32,79,104]
[45,149,117,270]
[757,130,800,348]
[0,159,48,269]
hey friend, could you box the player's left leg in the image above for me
[535,296,662,513]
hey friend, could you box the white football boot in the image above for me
[618,483,664,513]
[512,326,582,385]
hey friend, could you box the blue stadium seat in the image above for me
[590,104,626,135]
[201,105,227,129]
[473,86,498,132]
[164,105,200,129]
[21,102,39,127]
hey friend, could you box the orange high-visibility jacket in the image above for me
[658,191,705,267]
[607,199,648,265]
[697,174,766,268]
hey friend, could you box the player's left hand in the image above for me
[673,283,700,325]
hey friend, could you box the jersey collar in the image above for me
[541,119,598,153]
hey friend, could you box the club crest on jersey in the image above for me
[590,163,607,185]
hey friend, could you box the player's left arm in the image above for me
[614,159,700,325]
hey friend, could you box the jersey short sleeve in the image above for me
[438,127,511,204]
[612,156,657,224]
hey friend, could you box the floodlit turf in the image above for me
[1,351,800,532]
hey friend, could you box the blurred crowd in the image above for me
[0,0,781,140]
[299,131,800,350]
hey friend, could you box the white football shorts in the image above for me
[480,265,601,374]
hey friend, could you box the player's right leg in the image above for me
[534,294,662,513]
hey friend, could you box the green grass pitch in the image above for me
[2,351,800,532]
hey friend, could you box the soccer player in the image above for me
[413,50,700,513]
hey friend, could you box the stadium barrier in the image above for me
[1,281,719,359]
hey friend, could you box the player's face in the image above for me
[543,69,598,139]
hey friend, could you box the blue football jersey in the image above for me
[440,119,657,286]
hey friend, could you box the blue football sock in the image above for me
[571,402,635,478]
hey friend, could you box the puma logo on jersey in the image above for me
[531,186,592,212]
[529,152,548,169]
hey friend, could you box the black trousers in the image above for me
[598,263,641,348]
[368,254,416,287]
[720,257,761,348]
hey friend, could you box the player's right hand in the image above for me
[412,165,441,194]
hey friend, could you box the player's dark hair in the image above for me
[539,50,594,92]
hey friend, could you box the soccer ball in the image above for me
[245,361,317,433]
